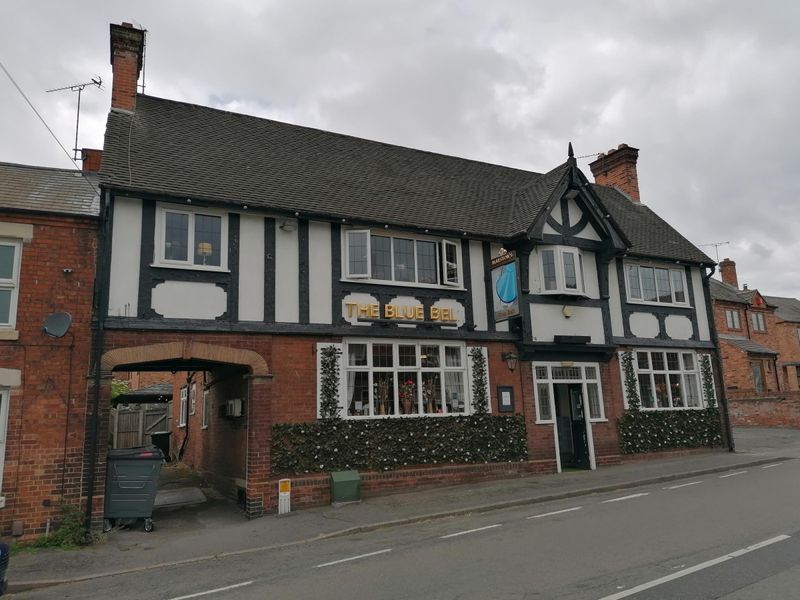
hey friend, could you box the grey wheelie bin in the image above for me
[103,445,164,532]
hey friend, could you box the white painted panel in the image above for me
[549,203,562,225]
[342,293,379,327]
[567,198,583,227]
[581,250,600,299]
[529,304,605,343]
[543,222,559,235]
[608,261,624,336]
[529,249,542,294]
[575,222,601,241]
[692,268,711,341]
[490,243,509,331]
[432,298,466,327]
[469,241,488,331]
[629,312,660,338]
[275,219,300,322]
[108,197,142,317]
[238,214,264,321]
[0,368,21,387]
[665,315,693,340]
[152,281,227,319]
[309,221,332,324]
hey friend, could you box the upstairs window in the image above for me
[751,312,766,332]
[0,240,21,329]
[625,263,688,306]
[539,246,584,294]
[725,309,741,329]
[345,230,461,286]
[156,205,227,270]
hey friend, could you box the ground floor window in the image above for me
[627,349,703,409]
[532,362,605,423]
[178,386,188,427]
[342,340,470,418]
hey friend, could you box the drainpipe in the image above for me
[703,267,735,451]
[84,188,113,531]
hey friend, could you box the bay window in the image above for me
[539,246,584,294]
[344,230,461,286]
[343,341,469,417]
[156,205,227,270]
[626,350,704,410]
[625,263,688,306]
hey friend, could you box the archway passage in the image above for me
[91,340,272,529]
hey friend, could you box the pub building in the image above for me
[88,22,722,519]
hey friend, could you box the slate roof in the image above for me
[709,279,749,304]
[100,94,712,263]
[0,162,100,217]
[764,295,800,323]
[114,382,173,404]
[718,335,778,355]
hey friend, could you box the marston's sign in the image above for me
[344,301,457,323]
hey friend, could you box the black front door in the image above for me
[555,383,591,470]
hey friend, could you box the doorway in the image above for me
[554,383,591,470]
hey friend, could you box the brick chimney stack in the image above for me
[81,148,103,173]
[719,258,739,289]
[109,22,145,112]
[589,143,641,202]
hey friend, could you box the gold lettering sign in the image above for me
[344,301,456,323]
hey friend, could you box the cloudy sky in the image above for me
[1,1,798,296]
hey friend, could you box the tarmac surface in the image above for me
[8,427,800,593]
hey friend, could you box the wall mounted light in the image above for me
[501,351,518,372]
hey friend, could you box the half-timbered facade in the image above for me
[88,23,722,518]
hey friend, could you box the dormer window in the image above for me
[345,230,461,287]
[624,262,688,306]
[539,246,584,295]
[155,204,228,270]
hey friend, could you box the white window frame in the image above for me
[189,382,196,415]
[725,309,741,329]
[0,239,22,330]
[751,311,766,332]
[0,388,10,507]
[539,246,585,295]
[201,389,209,429]
[624,262,690,307]
[343,229,463,289]
[622,349,705,411]
[532,362,606,423]
[338,339,477,419]
[178,386,188,427]
[154,204,229,271]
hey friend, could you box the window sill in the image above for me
[535,419,555,425]
[0,330,19,341]
[202,425,209,430]
[637,406,706,411]
[151,263,230,274]
[626,299,691,309]
[536,290,588,298]
[340,278,465,292]
[178,424,186,428]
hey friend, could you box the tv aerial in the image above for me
[46,76,103,162]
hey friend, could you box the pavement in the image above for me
[9,427,800,594]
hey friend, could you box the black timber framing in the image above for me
[460,240,475,328]
[482,241,495,332]
[226,213,240,322]
[331,223,343,326]
[264,217,276,322]
[298,218,310,324]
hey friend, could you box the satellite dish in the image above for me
[43,312,72,338]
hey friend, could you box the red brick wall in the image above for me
[0,213,96,539]
[729,392,800,428]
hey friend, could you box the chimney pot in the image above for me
[589,143,641,202]
[109,22,145,112]
[719,257,739,289]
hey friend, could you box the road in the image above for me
[17,458,800,599]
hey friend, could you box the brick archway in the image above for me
[100,340,270,376]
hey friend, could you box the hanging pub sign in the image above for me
[490,250,520,322]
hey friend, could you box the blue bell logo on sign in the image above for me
[490,250,520,322]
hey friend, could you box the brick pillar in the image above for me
[245,376,273,518]
[83,372,113,531]
[589,144,641,202]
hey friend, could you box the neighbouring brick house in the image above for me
[0,161,99,538]
[710,258,800,427]
[84,22,726,521]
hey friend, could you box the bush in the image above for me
[272,414,528,475]
[31,504,86,549]
[618,408,723,454]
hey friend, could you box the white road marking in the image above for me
[663,481,703,490]
[596,534,791,600]
[526,506,583,520]
[601,493,650,504]
[314,548,392,568]
[762,463,783,469]
[440,524,502,539]
[168,581,254,600]
[719,470,748,478]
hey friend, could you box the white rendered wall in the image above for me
[529,304,605,343]
[274,219,300,322]
[309,221,332,324]
[469,240,488,331]
[238,214,265,321]
[607,260,625,336]
[108,197,142,317]
[692,268,711,341]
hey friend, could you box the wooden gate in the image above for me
[111,403,171,448]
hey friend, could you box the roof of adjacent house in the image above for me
[718,335,778,355]
[0,162,100,217]
[100,94,712,263]
[113,382,173,404]
[764,295,800,323]
[709,279,749,304]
